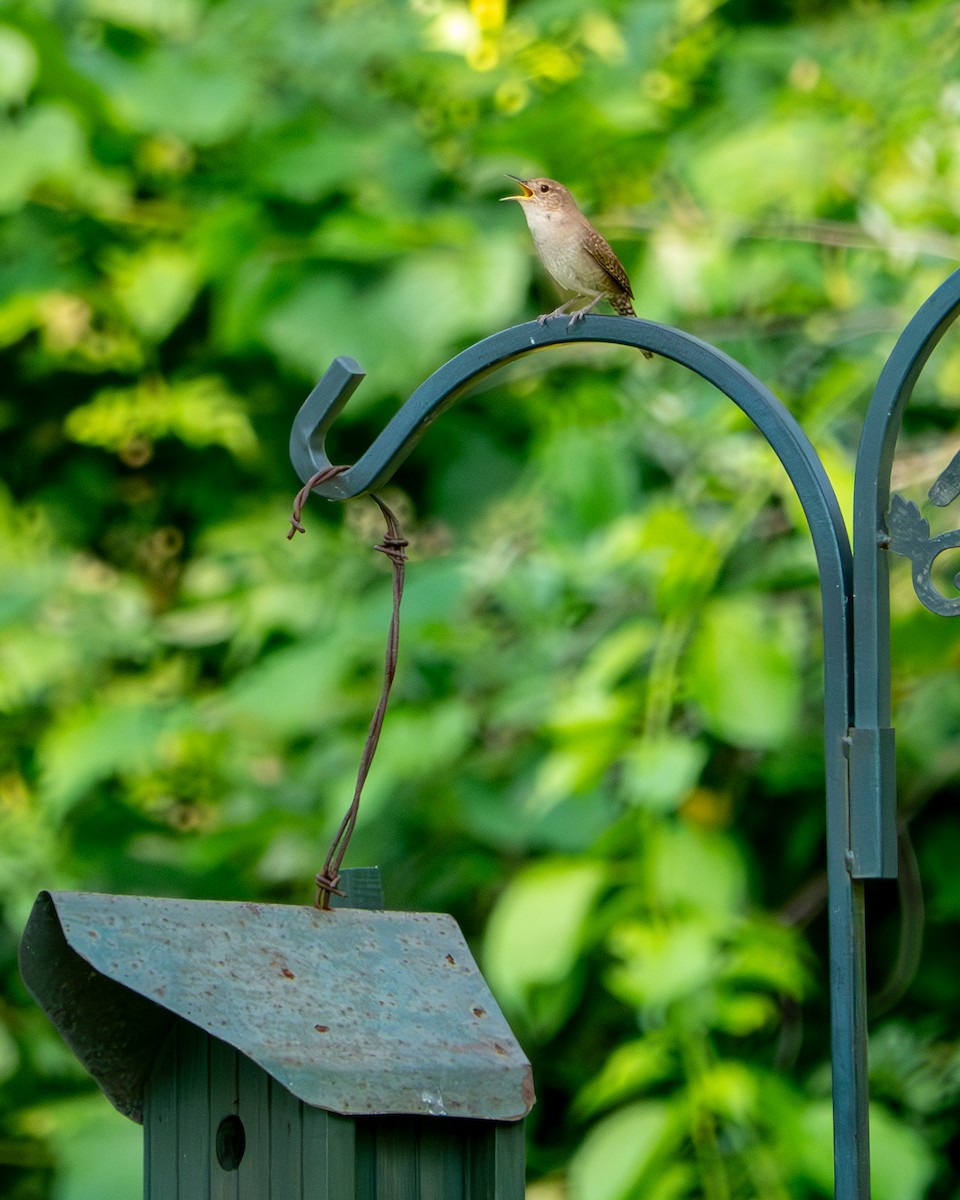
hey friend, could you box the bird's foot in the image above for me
[565,295,604,327]
[537,304,574,326]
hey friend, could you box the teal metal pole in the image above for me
[853,268,960,843]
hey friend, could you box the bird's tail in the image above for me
[610,292,652,358]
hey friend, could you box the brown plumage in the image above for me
[501,176,650,355]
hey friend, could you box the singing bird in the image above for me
[502,175,648,353]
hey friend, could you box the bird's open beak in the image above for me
[500,174,534,202]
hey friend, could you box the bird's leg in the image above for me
[537,297,581,326]
[565,293,605,327]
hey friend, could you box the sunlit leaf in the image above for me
[82,0,199,37]
[568,1101,681,1200]
[22,1096,141,1200]
[685,594,804,749]
[38,701,188,820]
[93,47,256,144]
[723,919,812,1001]
[214,638,355,737]
[606,916,720,1009]
[0,25,37,105]
[649,821,749,914]
[620,735,707,811]
[574,1035,675,1117]
[711,991,779,1036]
[106,242,202,341]
[483,859,606,1034]
[65,376,259,461]
[689,1060,759,1123]
[0,104,85,212]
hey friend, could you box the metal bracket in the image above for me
[846,726,897,879]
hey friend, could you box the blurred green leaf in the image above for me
[0,25,37,104]
[0,1020,18,1084]
[0,104,85,212]
[483,859,605,1034]
[688,117,852,220]
[65,376,259,460]
[24,1096,141,1200]
[620,735,707,811]
[649,822,748,915]
[38,700,188,819]
[685,594,804,749]
[574,1035,675,1118]
[106,242,202,341]
[82,0,199,37]
[723,919,812,1001]
[606,915,720,1010]
[214,638,355,736]
[568,1101,681,1200]
[90,47,255,145]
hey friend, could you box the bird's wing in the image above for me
[584,229,634,298]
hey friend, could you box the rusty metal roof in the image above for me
[19,891,534,1125]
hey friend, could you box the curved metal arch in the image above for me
[291,313,869,1200]
[852,267,960,881]
[292,316,851,585]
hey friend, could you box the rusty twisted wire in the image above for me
[288,465,408,909]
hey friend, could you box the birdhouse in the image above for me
[19,878,534,1200]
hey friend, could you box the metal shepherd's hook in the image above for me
[290,270,960,1200]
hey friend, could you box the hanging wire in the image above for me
[288,466,408,909]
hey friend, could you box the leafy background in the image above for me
[2,0,960,1197]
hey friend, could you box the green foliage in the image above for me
[2,0,960,1198]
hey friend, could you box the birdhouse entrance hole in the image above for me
[215,1114,246,1171]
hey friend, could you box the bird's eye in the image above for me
[539,184,549,193]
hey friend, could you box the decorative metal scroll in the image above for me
[290,267,960,1200]
[886,466,960,617]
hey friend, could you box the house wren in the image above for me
[502,175,650,353]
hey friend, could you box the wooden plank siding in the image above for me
[302,1105,356,1200]
[144,1020,525,1200]
[143,1024,180,1200]
[209,1034,240,1200]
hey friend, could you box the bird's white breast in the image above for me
[521,206,589,292]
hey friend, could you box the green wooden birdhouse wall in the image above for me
[19,886,533,1200]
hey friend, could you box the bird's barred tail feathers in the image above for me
[609,292,652,356]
